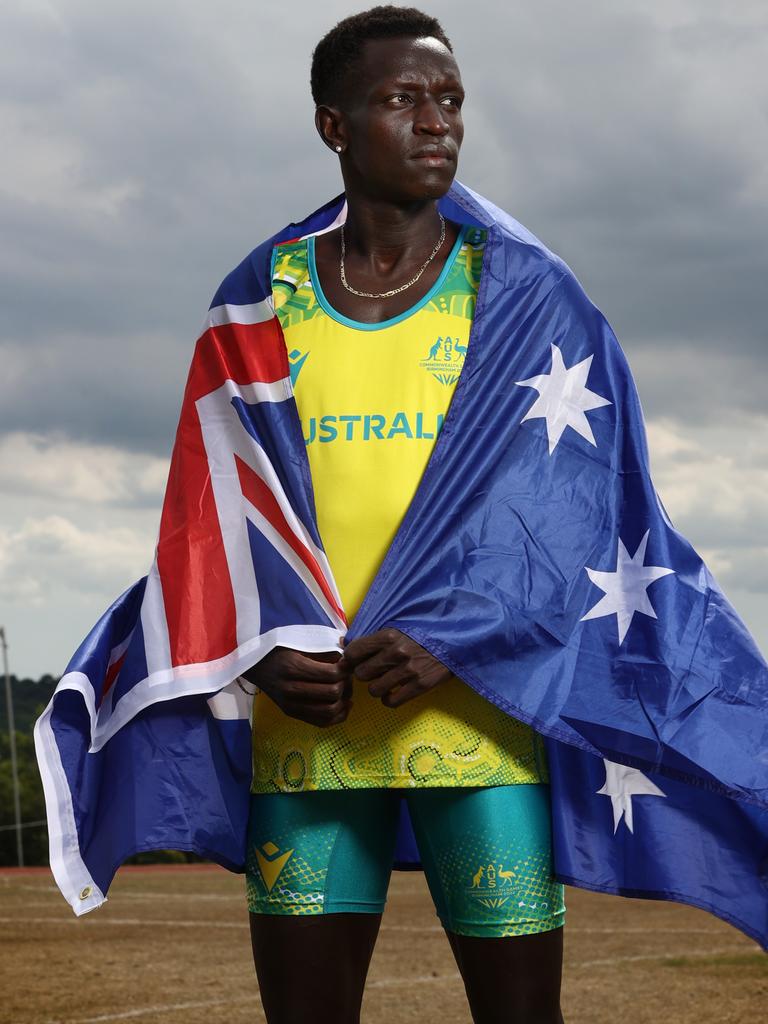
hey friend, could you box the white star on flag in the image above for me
[515,343,612,454]
[581,530,674,644]
[597,759,666,833]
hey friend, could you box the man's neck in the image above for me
[340,196,444,276]
[312,196,460,325]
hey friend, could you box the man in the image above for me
[243,9,565,1023]
[35,5,768,1023]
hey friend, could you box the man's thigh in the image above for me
[405,783,566,938]
[245,788,401,916]
[406,784,566,1022]
[246,789,403,1023]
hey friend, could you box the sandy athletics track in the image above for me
[0,865,765,1023]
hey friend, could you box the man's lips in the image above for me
[410,147,455,163]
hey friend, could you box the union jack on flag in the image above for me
[35,202,350,913]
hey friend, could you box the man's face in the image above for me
[338,35,464,202]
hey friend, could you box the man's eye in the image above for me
[441,96,463,108]
[389,94,411,103]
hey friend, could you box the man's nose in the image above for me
[414,98,450,135]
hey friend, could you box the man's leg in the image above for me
[445,927,564,1024]
[250,912,383,1024]
[407,784,566,1024]
[245,789,400,1024]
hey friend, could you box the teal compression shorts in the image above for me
[245,785,565,938]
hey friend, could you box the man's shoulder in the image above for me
[448,182,568,278]
[208,194,347,312]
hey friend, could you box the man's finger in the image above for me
[367,664,414,699]
[380,682,423,709]
[342,629,400,668]
[282,680,348,704]
[281,698,352,727]
[322,701,353,728]
[284,652,351,682]
[352,647,405,682]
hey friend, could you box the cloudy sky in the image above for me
[0,0,766,678]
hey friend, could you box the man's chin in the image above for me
[357,168,457,205]
[403,167,458,201]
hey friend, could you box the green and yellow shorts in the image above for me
[245,785,565,938]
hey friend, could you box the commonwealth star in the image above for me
[515,343,611,454]
[597,759,666,834]
[581,530,674,644]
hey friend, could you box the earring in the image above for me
[334,145,342,153]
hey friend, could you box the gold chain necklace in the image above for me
[339,214,446,299]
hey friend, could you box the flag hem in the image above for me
[33,678,107,915]
[555,871,768,953]
[89,623,343,752]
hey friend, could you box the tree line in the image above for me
[0,675,56,865]
[0,675,198,867]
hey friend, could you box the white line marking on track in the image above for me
[367,973,462,988]
[1,915,746,943]
[0,882,245,899]
[0,881,59,892]
[116,891,244,902]
[569,927,737,936]
[380,924,732,936]
[33,944,764,1022]
[45,995,263,1023]
[574,946,761,968]
[44,975,465,1022]
[0,916,440,932]
[0,917,248,929]
[2,901,94,910]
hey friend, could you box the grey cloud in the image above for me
[0,0,766,677]
[1,3,765,364]
[456,4,768,356]
[621,346,768,423]
[0,332,188,455]
[0,0,765,455]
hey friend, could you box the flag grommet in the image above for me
[79,885,93,900]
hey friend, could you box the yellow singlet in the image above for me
[251,224,547,792]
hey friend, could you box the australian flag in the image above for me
[35,182,768,948]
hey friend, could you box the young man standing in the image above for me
[38,6,767,1023]
[243,9,565,1023]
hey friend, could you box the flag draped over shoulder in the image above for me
[35,182,768,947]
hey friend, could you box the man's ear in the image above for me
[315,105,347,155]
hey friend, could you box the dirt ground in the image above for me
[0,865,765,1024]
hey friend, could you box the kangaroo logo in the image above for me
[419,336,466,386]
[469,862,512,909]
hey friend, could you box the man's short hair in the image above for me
[311,5,453,108]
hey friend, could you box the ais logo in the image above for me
[419,336,467,386]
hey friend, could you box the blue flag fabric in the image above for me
[547,743,768,947]
[35,181,768,946]
[349,186,768,808]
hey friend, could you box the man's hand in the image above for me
[342,628,452,708]
[243,647,352,728]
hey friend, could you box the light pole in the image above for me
[0,627,23,867]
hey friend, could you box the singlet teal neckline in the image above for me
[307,224,468,332]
